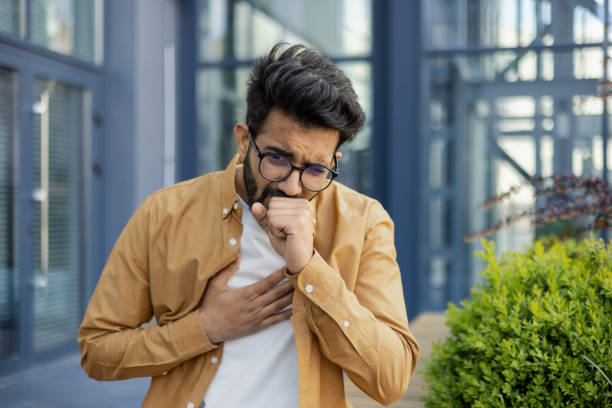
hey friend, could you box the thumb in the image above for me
[251,202,268,230]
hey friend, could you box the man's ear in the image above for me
[234,123,250,162]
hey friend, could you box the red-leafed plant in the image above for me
[465,174,611,243]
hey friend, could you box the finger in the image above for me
[267,214,313,237]
[259,290,293,317]
[253,280,294,308]
[259,308,293,329]
[211,255,241,286]
[268,197,312,210]
[267,211,316,230]
[267,208,313,217]
[243,268,285,297]
[250,202,268,230]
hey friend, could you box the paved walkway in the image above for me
[0,313,448,407]
[0,353,149,407]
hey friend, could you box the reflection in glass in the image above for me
[493,160,534,253]
[196,68,249,174]
[573,48,603,79]
[430,49,607,84]
[32,78,85,352]
[425,40,609,306]
[31,0,102,63]
[429,138,452,188]
[429,258,449,309]
[424,0,603,50]
[429,198,452,247]
[0,68,19,360]
[334,62,371,193]
[197,0,371,61]
[0,0,23,36]
[424,0,611,309]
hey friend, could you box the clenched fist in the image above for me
[251,197,315,274]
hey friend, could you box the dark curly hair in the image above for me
[246,43,366,148]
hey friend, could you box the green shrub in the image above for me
[423,237,612,407]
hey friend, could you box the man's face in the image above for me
[239,109,339,208]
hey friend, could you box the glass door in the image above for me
[0,67,19,360]
[31,77,86,352]
[0,0,102,373]
[0,61,97,371]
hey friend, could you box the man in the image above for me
[79,43,419,408]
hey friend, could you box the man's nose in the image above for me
[278,168,303,197]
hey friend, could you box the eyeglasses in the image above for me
[248,130,338,192]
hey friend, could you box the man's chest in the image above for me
[228,211,286,287]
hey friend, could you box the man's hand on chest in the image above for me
[198,257,294,344]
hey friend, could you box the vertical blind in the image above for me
[32,78,84,352]
[0,68,18,359]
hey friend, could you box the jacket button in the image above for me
[229,238,237,246]
[233,202,239,210]
[162,371,168,375]
[187,403,194,408]
[343,320,350,327]
[305,284,314,293]
[210,356,218,364]
[222,208,229,215]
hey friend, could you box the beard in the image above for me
[243,149,300,207]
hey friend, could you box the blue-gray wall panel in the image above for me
[374,0,421,320]
[103,0,136,262]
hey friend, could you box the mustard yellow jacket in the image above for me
[78,156,419,407]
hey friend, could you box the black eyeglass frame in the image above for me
[248,130,339,192]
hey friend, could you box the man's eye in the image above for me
[266,154,287,165]
[306,166,327,176]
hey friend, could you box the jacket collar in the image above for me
[220,154,241,219]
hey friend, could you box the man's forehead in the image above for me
[257,132,337,164]
[256,115,336,157]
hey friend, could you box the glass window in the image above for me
[429,138,453,188]
[198,0,371,61]
[429,257,449,309]
[424,0,604,50]
[424,26,610,309]
[32,78,85,352]
[0,0,24,37]
[429,49,605,84]
[429,198,452,247]
[196,67,250,174]
[0,67,19,360]
[31,0,103,63]
[333,62,371,193]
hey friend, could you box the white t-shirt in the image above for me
[203,196,299,407]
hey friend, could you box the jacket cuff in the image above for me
[168,310,217,360]
[285,251,343,310]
